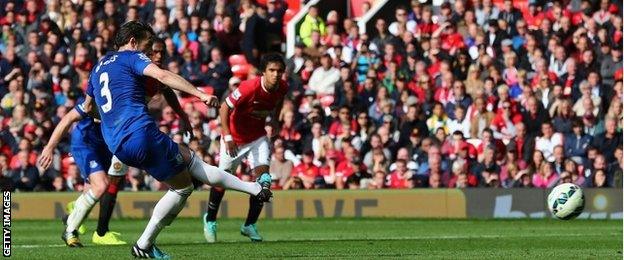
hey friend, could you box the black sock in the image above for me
[97,177,123,237]
[206,187,225,222]
[244,195,264,226]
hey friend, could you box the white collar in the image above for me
[260,76,269,93]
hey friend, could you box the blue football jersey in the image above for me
[86,50,154,153]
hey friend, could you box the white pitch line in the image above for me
[12,233,619,249]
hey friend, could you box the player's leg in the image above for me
[133,170,193,259]
[203,139,246,243]
[93,156,128,245]
[203,186,224,243]
[63,171,109,247]
[62,145,110,247]
[125,130,194,258]
[241,137,272,242]
[185,142,271,199]
[130,129,271,258]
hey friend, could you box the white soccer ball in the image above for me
[547,183,585,220]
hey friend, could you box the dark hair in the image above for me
[152,37,165,47]
[259,53,286,72]
[114,21,155,50]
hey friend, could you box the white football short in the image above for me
[219,136,270,173]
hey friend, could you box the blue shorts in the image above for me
[114,125,186,181]
[71,142,112,182]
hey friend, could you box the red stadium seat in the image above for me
[231,64,251,78]
[283,8,296,24]
[286,0,301,11]
[228,54,248,66]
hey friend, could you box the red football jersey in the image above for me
[225,77,287,145]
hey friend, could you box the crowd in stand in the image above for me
[0,0,621,192]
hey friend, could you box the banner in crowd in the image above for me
[9,189,622,220]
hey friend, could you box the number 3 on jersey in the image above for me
[99,72,112,113]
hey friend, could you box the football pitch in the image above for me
[10,218,623,259]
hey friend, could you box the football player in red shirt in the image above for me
[203,53,287,243]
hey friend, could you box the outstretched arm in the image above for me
[38,108,83,170]
[143,64,219,107]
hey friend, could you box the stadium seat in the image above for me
[283,8,297,24]
[231,64,251,78]
[228,54,248,66]
[286,0,301,11]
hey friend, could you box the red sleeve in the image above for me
[225,81,253,108]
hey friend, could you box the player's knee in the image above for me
[177,144,192,165]
[161,185,194,226]
[91,178,110,198]
[212,186,225,193]
[171,184,194,199]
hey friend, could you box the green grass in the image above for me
[10,218,623,259]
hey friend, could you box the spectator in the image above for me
[535,122,564,162]
[270,146,293,189]
[532,162,558,188]
[591,117,622,162]
[564,120,592,163]
[387,159,414,189]
[289,150,319,189]
[204,48,230,94]
[592,169,609,188]
[299,5,326,47]
[468,96,494,138]
[215,16,242,57]
[8,150,38,191]
[308,54,340,96]
[240,3,266,66]
[389,6,416,37]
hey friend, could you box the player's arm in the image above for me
[161,87,192,140]
[82,95,101,119]
[143,64,218,107]
[38,107,84,170]
[271,99,284,137]
[219,101,238,157]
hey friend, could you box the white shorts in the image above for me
[108,155,128,177]
[219,136,270,173]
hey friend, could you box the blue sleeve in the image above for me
[75,103,89,119]
[86,78,94,97]
[130,52,152,76]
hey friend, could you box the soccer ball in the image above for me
[547,183,585,220]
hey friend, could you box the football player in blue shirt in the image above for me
[38,39,193,247]
[83,21,272,259]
